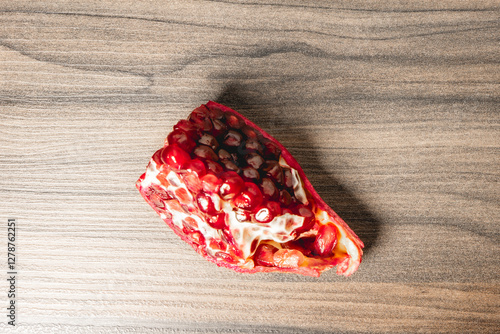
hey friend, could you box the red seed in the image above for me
[313,223,338,256]
[184,159,206,177]
[254,206,274,223]
[167,129,196,153]
[161,144,191,169]
[223,160,240,173]
[244,139,263,153]
[193,145,219,161]
[233,182,263,210]
[235,209,251,222]
[207,212,226,229]
[207,105,223,119]
[151,148,164,166]
[219,171,244,200]
[283,168,294,188]
[174,119,201,138]
[254,244,279,267]
[200,173,221,193]
[241,125,259,140]
[196,192,217,215]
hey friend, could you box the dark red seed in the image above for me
[189,106,213,132]
[246,153,264,169]
[280,190,293,206]
[193,145,219,161]
[254,244,278,267]
[225,113,243,129]
[267,201,282,216]
[283,168,294,188]
[233,182,263,210]
[167,129,197,153]
[261,178,278,199]
[206,105,223,119]
[218,149,232,161]
[207,212,226,229]
[196,192,217,215]
[161,144,191,169]
[219,171,245,200]
[262,160,283,183]
[184,159,206,177]
[263,140,281,159]
[242,166,260,181]
[223,130,243,147]
[241,125,259,140]
[198,133,219,150]
[223,160,240,173]
[313,223,338,256]
[244,139,263,153]
[211,119,227,137]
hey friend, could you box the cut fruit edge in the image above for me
[136,101,364,277]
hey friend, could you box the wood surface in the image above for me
[1,0,499,333]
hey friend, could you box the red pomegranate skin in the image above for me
[136,101,364,277]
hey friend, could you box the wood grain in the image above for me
[1,1,499,333]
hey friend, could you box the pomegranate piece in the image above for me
[136,101,364,277]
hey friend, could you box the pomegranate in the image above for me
[136,101,364,277]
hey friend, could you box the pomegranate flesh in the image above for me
[136,101,364,277]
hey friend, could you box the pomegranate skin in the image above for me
[137,101,364,277]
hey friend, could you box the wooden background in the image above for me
[1,1,499,333]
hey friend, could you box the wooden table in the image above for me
[1,1,499,333]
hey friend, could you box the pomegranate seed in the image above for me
[283,168,293,188]
[282,208,293,215]
[174,119,200,138]
[254,244,278,267]
[294,204,315,233]
[198,133,219,150]
[223,160,241,173]
[207,212,226,229]
[241,125,259,139]
[182,217,198,231]
[200,173,221,193]
[273,249,305,268]
[262,160,284,184]
[263,141,281,159]
[235,209,251,222]
[254,206,274,223]
[184,159,206,176]
[151,148,164,166]
[211,118,227,137]
[167,129,196,153]
[279,189,293,206]
[225,113,243,129]
[207,105,223,119]
[218,149,232,161]
[233,182,263,211]
[193,145,219,161]
[196,192,217,214]
[223,130,243,147]
[242,166,260,181]
[313,223,338,256]
[267,201,282,216]
[161,144,191,169]
[219,171,244,200]
[261,178,278,199]
[244,139,263,153]
[246,153,264,169]
[189,106,213,131]
[206,160,223,174]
